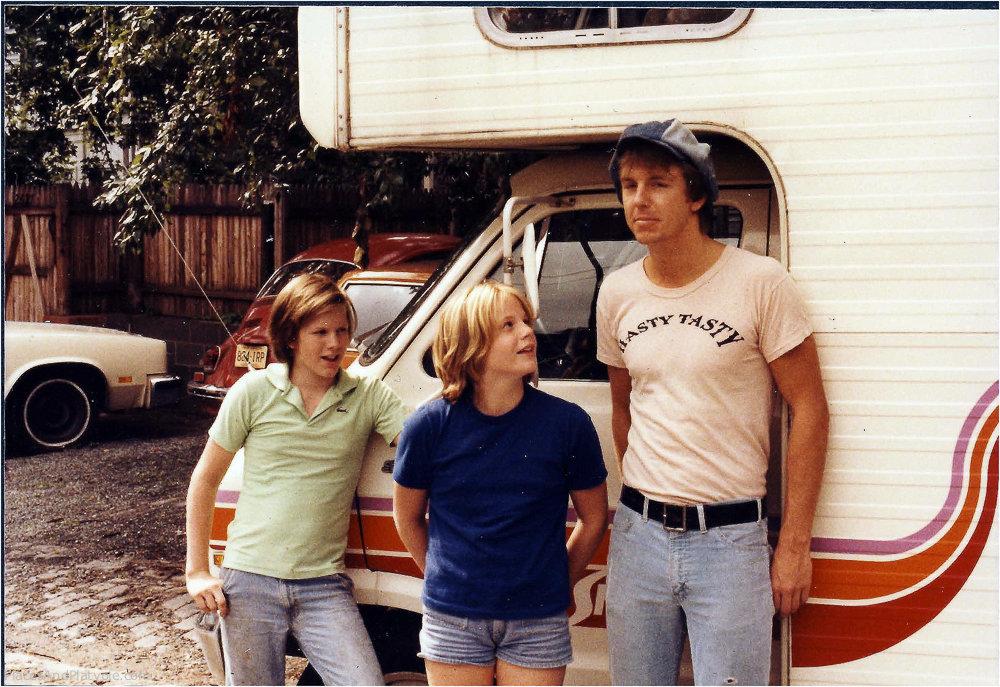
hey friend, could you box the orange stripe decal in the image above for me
[810,408,997,601]
[211,506,235,542]
[793,390,999,668]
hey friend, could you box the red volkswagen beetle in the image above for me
[187,234,459,404]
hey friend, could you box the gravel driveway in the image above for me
[4,398,233,685]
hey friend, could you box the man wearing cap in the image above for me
[596,120,829,685]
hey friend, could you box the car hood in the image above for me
[4,321,158,341]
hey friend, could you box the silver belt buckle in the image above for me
[663,506,687,532]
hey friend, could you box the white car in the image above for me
[4,321,182,453]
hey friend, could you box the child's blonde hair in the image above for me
[433,281,535,402]
[268,273,358,366]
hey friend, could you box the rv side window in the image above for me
[533,208,638,381]
[486,8,609,33]
[712,205,743,247]
[476,7,750,47]
[492,205,743,381]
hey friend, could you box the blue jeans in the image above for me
[605,504,773,686]
[220,568,384,686]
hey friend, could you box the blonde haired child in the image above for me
[393,281,608,686]
[431,282,535,402]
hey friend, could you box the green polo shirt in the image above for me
[210,363,406,579]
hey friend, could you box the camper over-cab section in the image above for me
[299,6,995,152]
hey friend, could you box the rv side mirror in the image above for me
[501,220,539,317]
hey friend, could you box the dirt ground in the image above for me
[3,398,308,685]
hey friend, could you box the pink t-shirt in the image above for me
[596,246,812,505]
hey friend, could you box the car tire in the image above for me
[364,606,426,685]
[12,376,97,453]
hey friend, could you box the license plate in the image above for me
[235,344,268,370]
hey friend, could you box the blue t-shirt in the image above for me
[393,385,607,620]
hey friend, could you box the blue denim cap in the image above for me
[609,120,719,203]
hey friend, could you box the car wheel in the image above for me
[16,377,96,452]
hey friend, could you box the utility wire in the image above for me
[72,84,234,339]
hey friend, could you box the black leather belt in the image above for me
[619,485,764,531]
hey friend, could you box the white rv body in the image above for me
[209,7,998,685]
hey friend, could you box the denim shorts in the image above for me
[418,606,573,669]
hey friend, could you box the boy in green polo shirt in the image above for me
[185,273,406,686]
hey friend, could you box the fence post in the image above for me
[261,190,275,282]
[272,188,287,269]
[125,244,144,313]
[54,183,71,315]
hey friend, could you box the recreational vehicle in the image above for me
[205,7,999,684]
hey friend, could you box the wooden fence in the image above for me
[5,185,72,323]
[4,183,454,324]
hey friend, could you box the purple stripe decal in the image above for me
[357,497,394,512]
[811,381,998,556]
[217,490,240,505]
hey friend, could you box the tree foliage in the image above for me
[4,5,84,185]
[4,6,534,251]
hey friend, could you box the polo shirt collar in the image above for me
[264,362,360,418]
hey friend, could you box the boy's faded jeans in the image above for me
[606,503,773,685]
[220,568,384,686]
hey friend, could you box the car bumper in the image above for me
[148,375,183,408]
[187,380,229,401]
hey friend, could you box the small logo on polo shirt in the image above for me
[336,407,349,413]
